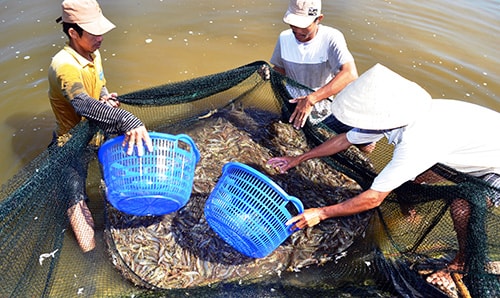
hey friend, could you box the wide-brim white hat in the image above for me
[331,63,432,130]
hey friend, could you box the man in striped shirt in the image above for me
[48,0,152,252]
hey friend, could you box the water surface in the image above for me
[1,0,498,182]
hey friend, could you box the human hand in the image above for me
[257,64,270,80]
[122,126,153,156]
[100,92,120,108]
[267,156,299,173]
[107,92,118,100]
[289,96,313,129]
[286,208,323,230]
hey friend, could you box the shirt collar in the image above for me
[63,43,96,67]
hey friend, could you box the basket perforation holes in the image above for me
[204,162,304,258]
[98,132,200,216]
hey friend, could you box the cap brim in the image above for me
[331,64,433,130]
[283,11,316,28]
[79,15,115,35]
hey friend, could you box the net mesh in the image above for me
[0,61,499,297]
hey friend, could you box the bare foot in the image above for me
[426,269,459,298]
[405,208,422,224]
[426,262,465,298]
[358,142,376,154]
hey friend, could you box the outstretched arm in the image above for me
[287,188,391,230]
[289,61,358,129]
[71,93,153,155]
[267,133,352,173]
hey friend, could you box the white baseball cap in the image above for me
[332,63,433,130]
[283,0,322,28]
[59,0,116,35]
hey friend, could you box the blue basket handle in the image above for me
[283,195,304,233]
[175,134,200,163]
[284,195,304,214]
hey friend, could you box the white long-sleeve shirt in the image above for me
[346,99,500,192]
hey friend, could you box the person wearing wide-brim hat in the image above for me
[268,63,500,293]
[48,0,153,253]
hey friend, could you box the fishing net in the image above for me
[0,61,499,298]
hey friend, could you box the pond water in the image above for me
[0,0,498,295]
[0,0,498,183]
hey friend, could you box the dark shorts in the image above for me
[321,114,353,134]
[321,115,373,147]
[65,162,90,206]
[49,132,90,207]
[482,173,500,207]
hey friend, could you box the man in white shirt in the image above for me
[267,63,500,292]
[270,0,358,133]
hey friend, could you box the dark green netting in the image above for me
[0,61,498,297]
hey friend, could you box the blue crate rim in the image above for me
[206,161,305,258]
[98,131,200,164]
[220,162,304,213]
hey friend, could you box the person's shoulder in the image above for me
[318,24,345,37]
[279,28,293,37]
[50,46,83,69]
[52,47,69,59]
[433,99,499,118]
[50,47,72,66]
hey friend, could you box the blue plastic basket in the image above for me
[204,162,304,258]
[98,132,200,216]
